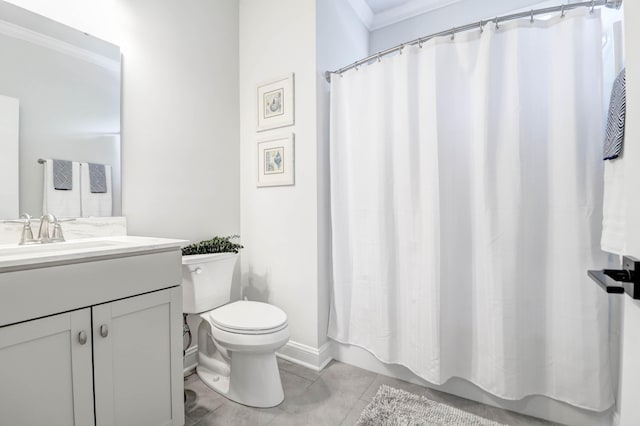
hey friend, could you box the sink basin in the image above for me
[0,240,126,256]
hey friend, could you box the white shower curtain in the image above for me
[329,9,613,411]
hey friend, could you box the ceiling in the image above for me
[351,0,462,30]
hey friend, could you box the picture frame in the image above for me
[256,73,294,131]
[257,134,294,187]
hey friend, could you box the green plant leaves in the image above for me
[181,235,243,256]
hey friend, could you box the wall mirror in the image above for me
[0,0,121,219]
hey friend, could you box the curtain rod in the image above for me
[325,0,622,83]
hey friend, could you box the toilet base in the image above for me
[197,350,284,408]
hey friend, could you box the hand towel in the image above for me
[603,69,626,160]
[52,159,73,190]
[601,159,626,255]
[88,163,107,193]
[80,162,112,217]
[43,159,81,217]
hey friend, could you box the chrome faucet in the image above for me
[37,213,57,243]
[37,214,74,243]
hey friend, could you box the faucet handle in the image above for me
[20,214,35,244]
[51,218,74,242]
[1,213,31,223]
[1,213,36,244]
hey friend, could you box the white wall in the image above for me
[369,0,558,53]
[117,0,239,243]
[239,0,319,349]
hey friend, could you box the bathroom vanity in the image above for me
[0,236,186,426]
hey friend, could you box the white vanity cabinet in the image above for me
[0,308,95,426]
[0,237,187,426]
[93,287,183,426]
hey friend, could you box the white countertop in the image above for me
[0,235,187,272]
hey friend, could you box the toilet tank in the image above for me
[181,252,239,314]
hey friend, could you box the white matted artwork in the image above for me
[257,73,294,131]
[257,134,294,187]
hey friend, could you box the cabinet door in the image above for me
[0,309,94,426]
[93,287,184,426]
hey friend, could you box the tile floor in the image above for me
[184,359,558,426]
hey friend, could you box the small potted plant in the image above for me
[181,235,243,256]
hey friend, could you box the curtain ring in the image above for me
[530,10,534,23]
[399,44,404,55]
[590,0,595,14]
[450,28,455,40]
[561,4,566,18]
[418,39,423,48]
[494,17,499,30]
[377,54,381,63]
[479,20,484,33]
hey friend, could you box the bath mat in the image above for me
[355,385,505,426]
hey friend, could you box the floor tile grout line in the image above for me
[277,360,323,383]
[335,373,379,425]
[282,368,320,384]
[357,373,380,401]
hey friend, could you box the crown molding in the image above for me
[348,0,464,31]
[347,0,375,29]
[0,19,119,73]
[371,0,462,30]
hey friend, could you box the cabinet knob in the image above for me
[100,324,109,338]
[195,267,202,275]
[78,330,87,345]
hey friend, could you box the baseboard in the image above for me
[183,340,333,375]
[276,340,333,372]
[183,346,198,376]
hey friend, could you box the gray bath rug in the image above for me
[355,385,506,426]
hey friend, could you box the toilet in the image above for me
[181,252,290,408]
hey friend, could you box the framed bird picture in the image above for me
[256,74,294,131]
[257,134,294,187]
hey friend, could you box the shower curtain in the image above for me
[329,9,613,411]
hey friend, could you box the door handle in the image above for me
[100,324,109,338]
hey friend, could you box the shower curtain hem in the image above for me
[328,335,614,413]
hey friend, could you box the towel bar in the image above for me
[588,256,640,299]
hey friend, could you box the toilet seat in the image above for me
[207,301,288,335]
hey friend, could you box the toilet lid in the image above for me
[209,301,288,334]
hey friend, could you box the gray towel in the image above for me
[53,159,73,190]
[604,69,626,160]
[88,163,107,193]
